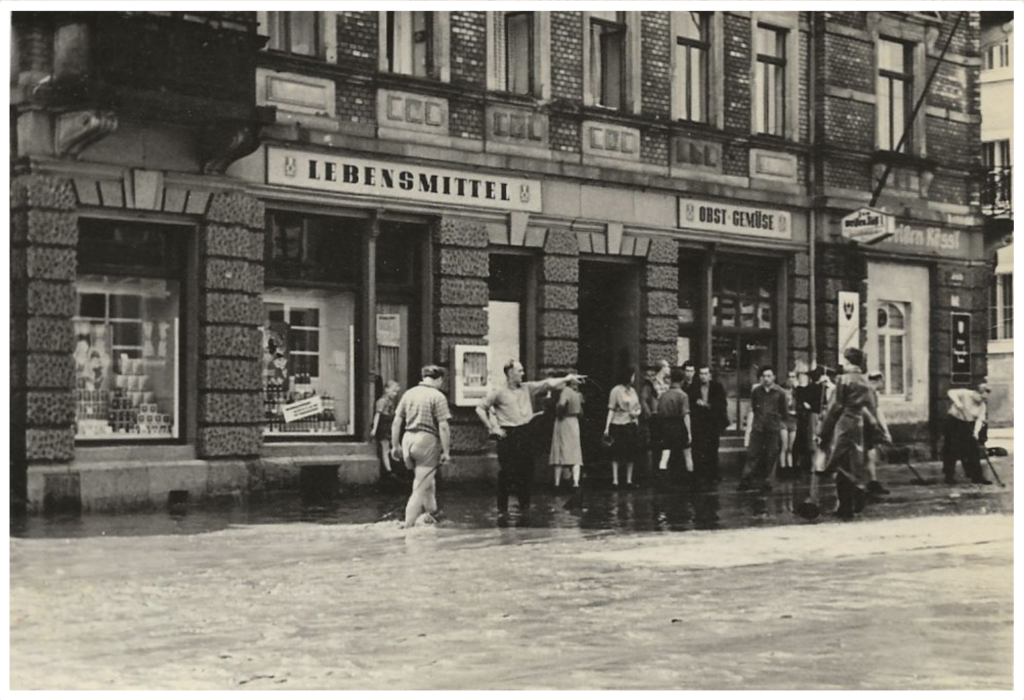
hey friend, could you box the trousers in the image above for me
[743,429,780,481]
[941,415,983,481]
[496,424,534,513]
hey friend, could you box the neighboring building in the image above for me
[980,12,1013,426]
[10,11,987,512]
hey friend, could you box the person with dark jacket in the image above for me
[738,365,787,492]
[657,367,693,485]
[687,365,729,483]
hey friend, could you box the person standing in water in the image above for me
[549,373,584,489]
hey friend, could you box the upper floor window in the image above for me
[589,11,627,110]
[386,11,434,78]
[754,24,786,136]
[877,38,914,152]
[983,139,1012,170]
[674,12,710,123]
[984,39,1010,71]
[504,12,534,94]
[267,12,320,57]
[990,273,1013,341]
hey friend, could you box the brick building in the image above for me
[10,11,988,512]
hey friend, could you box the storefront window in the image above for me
[375,221,424,395]
[74,221,185,440]
[487,253,532,388]
[264,211,361,437]
[711,263,776,430]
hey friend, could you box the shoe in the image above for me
[867,480,890,495]
[795,501,821,521]
[852,486,867,514]
[970,478,993,485]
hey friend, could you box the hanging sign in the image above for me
[837,291,860,365]
[951,312,971,384]
[677,198,792,239]
[840,207,894,245]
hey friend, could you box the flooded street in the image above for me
[9,458,1014,690]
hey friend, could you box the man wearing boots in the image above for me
[942,382,992,485]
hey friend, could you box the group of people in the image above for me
[377,349,995,527]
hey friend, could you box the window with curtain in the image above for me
[267,12,319,57]
[386,11,435,78]
[755,24,786,136]
[877,38,914,152]
[675,12,710,123]
[590,11,626,110]
[877,301,908,396]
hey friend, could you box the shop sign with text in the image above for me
[678,199,791,240]
[267,147,542,213]
[951,312,971,384]
[878,222,969,256]
[841,207,894,244]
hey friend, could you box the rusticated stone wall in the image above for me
[196,192,266,459]
[643,237,679,369]
[434,217,490,455]
[11,174,79,503]
[538,229,579,374]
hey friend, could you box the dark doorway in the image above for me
[577,259,641,467]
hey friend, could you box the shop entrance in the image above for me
[577,259,641,465]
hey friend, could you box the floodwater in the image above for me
[10,458,1013,540]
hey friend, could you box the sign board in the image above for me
[877,222,970,257]
[267,147,542,213]
[837,291,860,365]
[840,207,894,245]
[452,345,491,407]
[282,395,324,423]
[376,314,401,348]
[951,312,972,384]
[678,198,792,240]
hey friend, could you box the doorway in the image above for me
[577,259,641,465]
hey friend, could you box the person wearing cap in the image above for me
[476,360,586,521]
[942,381,992,485]
[391,364,452,528]
[863,372,892,495]
[815,347,881,518]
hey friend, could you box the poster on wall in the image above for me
[837,291,860,365]
[376,314,401,348]
[951,312,972,384]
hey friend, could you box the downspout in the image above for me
[808,12,819,364]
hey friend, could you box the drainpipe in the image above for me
[808,12,820,364]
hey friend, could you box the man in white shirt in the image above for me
[942,382,992,485]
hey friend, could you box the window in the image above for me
[877,301,908,396]
[264,211,361,437]
[676,253,704,364]
[504,12,534,94]
[386,11,435,78]
[983,140,1012,170]
[755,24,786,136]
[990,274,1013,341]
[267,12,319,57]
[711,263,777,430]
[589,11,627,110]
[675,12,710,123]
[487,254,534,388]
[375,221,424,395]
[984,39,1010,70]
[877,38,914,152]
[74,221,185,441]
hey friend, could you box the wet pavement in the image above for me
[9,457,1015,690]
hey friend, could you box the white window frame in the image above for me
[486,11,551,99]
[671,11,723,126]
[876,36,915,153]
[990,272,1013,342]
[868,15,928,155]
[749,12,800,141]
[257,11,337,62]
[378,11,451,82]
[583,11,641,114]
[877,300,909,397]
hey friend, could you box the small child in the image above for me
[372,380,402,479]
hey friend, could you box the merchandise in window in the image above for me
[877,38,913,152]
[265,211,362,437]
[755,24,786,136]
[74,221,185,440]
[590,11,626,110]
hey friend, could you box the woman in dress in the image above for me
[603,366,642,488]
[550,373,584,489]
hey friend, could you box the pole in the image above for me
[869,12,966,207]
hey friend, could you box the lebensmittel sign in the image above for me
[267,146,542,213]
[841,207,894,244]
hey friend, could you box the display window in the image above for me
[73,220,185,441]
[264,210,362,437]
[710,262,776,431]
